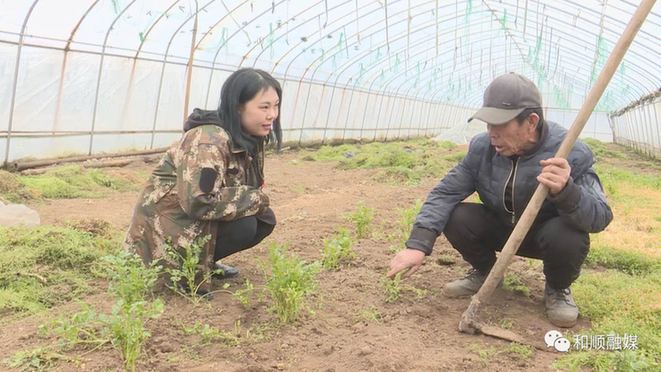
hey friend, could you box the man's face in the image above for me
[487,114,539,157]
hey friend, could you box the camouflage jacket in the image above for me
[125,125,269,284]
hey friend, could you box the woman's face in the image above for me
[239,86,280,137]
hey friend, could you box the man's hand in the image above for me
[387,248,426,278]
[537,157,571,195]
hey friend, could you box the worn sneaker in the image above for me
[443,269,490,298]
[212,262,239,279]
[545,285,579,328]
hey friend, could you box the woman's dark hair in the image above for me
[217,68,282,153]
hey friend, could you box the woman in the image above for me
[125,68,281,293]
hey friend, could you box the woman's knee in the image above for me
[217,217,258,244]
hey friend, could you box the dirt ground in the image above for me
[1,150,576,371]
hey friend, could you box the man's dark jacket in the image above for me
[407,121,613,255]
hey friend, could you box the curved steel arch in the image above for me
[88,0,139,155]
[281,0,440,143]
[202,0,293,108]
[4,0,40,166]
[323,12,654,108]
[147,0,216,148]
[274,0,656,110]
[133,0,182,59]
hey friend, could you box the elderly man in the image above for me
[388,72,613,327]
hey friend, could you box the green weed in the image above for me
[302,139,463,185]
[383,272,403,303]
[357,306,382,323]
[595,164,661,201]
[5,346,74,371]
[0,170,38,202]
[183,321,239,346]
[346,202,374,239]
[503,273,530,296]
[586,244,660,275]
[555,269,660,371]
[37,252,164,372]
[584,138,626,160]
[164,235,216,302]
[0,225,118,317]
[321,229,356,270]
[503,343,534,361]
[468,342,534,366]
[232,279,255,308]
[392,200,423,248]
[1,165,138,201]
[436,253,457,266]
[264,244,320,323]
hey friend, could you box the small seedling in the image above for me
[383,272,403,303]
[36,252,163,372]
[358,306,382,323]
[503,273,530,296]
[321,229,356,270]
[346,203,374,239]
[436,253,457,266]
[164,235,216,302]
[232,279,255,308]
[183,321,239,346]
[264,244,320,323]
[394,200,423,246]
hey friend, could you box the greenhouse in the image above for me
[1,0,659,163]
[0,1,659,371]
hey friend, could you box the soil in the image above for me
[0,150,581,371]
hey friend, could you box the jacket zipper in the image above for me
[503,157,519,224]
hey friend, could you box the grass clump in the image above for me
[183,321,239,346]
[321,229,356,270]
[264,244,319,323]
[232,279,255,308]
[383,272,403,303]
[387,200,423,253]
[357,306,382,323]
[302,139,465,185]
[0,170,39,202]
[555,269,660,371]
[584,138,626,160]
[346,202,374,239]
[502,272,530,296]
[0,165,138,201]
[586,245,660,275]
[0,225,118,318]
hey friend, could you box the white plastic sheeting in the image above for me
[0,1,659,163]
[611,92,661,158]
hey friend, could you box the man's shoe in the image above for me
[443,269,490,298]
[213,263,239,279]
[545,285,579,328]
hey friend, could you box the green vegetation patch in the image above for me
[586,245,661,275]
[302,139,465,184]
[0,165,139,202]
[264,244,320,323]
[0,224,119,318]
[555,269,660,371]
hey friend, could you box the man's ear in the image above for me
[528,112,540,130]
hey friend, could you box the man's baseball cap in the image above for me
[469,72,542,125]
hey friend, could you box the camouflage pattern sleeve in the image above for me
[175,128,269,221]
